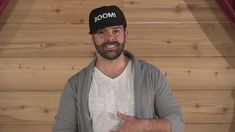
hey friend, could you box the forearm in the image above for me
[144,118,171,132]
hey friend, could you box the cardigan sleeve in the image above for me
[53,80,78,132]
[155,71,184,132]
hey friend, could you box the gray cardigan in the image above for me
[54,51,184,132]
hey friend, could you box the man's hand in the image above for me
[111,111,171,132]
[115,111,152,132]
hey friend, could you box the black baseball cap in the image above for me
[89,5,127,34]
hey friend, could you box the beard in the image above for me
[94,40,125,60]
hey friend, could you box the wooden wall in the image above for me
[0,0,235,131]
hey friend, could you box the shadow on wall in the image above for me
[184,0,235,131]
[0,0,18,55]
[0,0,36,56]
[184,0,235,68]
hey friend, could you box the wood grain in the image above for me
[0,92,59,124]
[0,124,234,132]
[0,23,235,57]
[1,57,234,91]
[0,91,234,124]
[0,125,53,132]
[0,0,235,131]
[0,0,122,24]
[184,123,235,132]
[177,91,235,123]
[124,0,227,23]
[0,0,227,24]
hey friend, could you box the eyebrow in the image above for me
[95,26,123,33]
[112,26,123,30]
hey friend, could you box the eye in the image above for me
[113,29,120,34]
[96,30,104,35]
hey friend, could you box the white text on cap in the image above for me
[94,12,117,23]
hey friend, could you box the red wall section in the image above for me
[0,0,9,16]
[217,0,235,29]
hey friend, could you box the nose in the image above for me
[105,31,115,42]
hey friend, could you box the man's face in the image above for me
[92,25,127,60]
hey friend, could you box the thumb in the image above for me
[117,111,135,122]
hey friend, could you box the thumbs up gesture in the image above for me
[112,111,152,132]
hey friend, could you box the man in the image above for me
[54,5,184,132]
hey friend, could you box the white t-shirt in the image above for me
[89,60,134,132]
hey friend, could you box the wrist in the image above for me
[143,119,154,132]
[143,118,171,132]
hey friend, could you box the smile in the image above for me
[102,43,119,50]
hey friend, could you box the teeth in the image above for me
[105,45,115,48]
[104,44,116,49]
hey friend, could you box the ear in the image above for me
[124,29,128,41]
[90,35,95,44]
[90,35,97,56]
